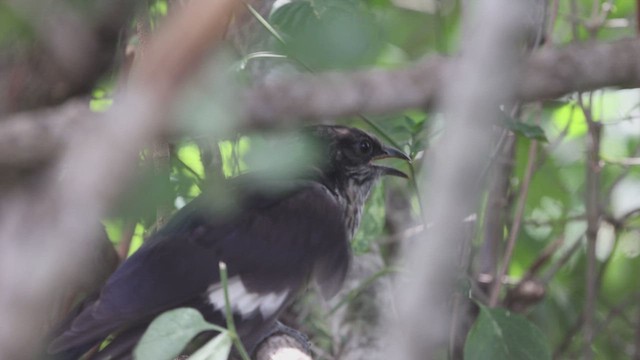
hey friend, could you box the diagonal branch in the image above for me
[0,0,241,358]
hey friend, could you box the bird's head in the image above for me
[308,125,410,186]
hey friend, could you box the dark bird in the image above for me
[47,125,409,359]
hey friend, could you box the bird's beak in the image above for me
[373,146,411,178]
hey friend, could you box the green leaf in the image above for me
[501,115,548,142]
[134,308,226,360]
[177,143,205,179]
[188,332,232,360]
[270,0,383,70]
[464,306,551,360]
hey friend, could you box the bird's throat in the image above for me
[334,177,378,239]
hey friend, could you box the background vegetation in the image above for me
[1,0,640,359]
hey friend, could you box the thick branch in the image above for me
[3,38,640,170]
[256,334,312,360]
[246,38,640,125]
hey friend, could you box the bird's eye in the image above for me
[359,140,372,155]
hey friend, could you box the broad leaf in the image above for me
[188,332,232,360]
[270,0,382,69]
[134,308,225,360]
[464,306,551,360]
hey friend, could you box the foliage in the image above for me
[107,0,640,358]
[464,306,551,360]
[134,308,227,360]
[3,0,635,358]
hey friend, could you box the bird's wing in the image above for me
[49,181,350,354]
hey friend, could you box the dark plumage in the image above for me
[47,125,409,359]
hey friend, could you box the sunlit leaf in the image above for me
[134,308,225,360]
[219,138,250,178]
[90,98,113,112]
[102,218,124,245]
[127,223,145,257]
[177,143,205,179]
[551,104,587,138]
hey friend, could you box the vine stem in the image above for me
[219,262,252,360]
[488,139,538,307]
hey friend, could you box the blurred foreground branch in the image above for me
[0,0,240,358]
[385,1,527,358]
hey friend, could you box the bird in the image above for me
[47,125,410,359]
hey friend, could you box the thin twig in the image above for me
[174,152,205,182]
[603,143,640,203]
[523,214,586,227]
[545,0,560,45]
[580,92,601,360]
[520,236,564,280]
[478,130,514,278]
[152,141,173,227]
[219,262,251,360]
[489,139,538,307]
[601,157,640,166]
[553,313,584,359]
[541,234,584,284]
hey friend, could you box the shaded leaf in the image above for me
[188,332,232,360]
[464,306,551,360]
[501,115,548,141]
[270,0,382,69]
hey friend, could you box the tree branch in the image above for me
[4,38,640,171]
[246,37,640,125]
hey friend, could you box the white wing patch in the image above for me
[207,276,288,319]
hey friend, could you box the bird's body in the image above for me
[47,126,408,359]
